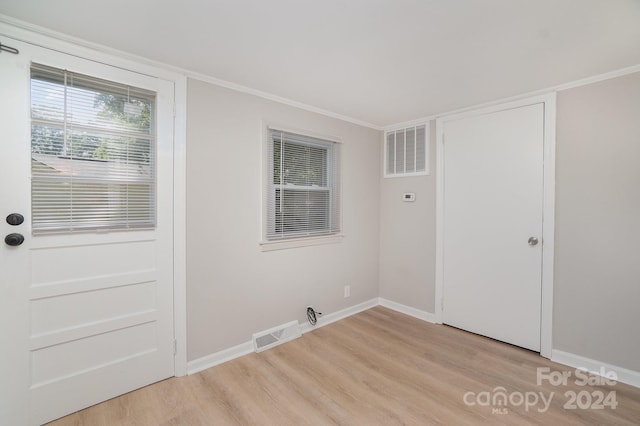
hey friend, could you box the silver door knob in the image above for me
[528,237,539,246]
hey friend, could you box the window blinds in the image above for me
[385,124,428,176]
[266,129,341,240]
[30,64,156,233]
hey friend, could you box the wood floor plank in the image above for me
[48,307,640,425]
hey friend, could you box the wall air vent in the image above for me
[384,123,429,177]
[252,320,301,353]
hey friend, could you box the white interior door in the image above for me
[0,39,175,425]
[442,103,544,352]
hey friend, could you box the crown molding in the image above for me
[0,14,382,131]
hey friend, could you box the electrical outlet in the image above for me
[344,285,351,298]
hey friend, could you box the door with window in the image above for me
[0,39,175,425]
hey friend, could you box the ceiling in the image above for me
[1,0,639,128]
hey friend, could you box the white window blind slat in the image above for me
[265,129,340,241]
[30,64,156,234]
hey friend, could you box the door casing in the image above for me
[434,93,556,359]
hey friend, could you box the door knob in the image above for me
[6,213,24,226]
[5,233,24,246]
[528,236,539,246]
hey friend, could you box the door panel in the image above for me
[0,38,175,425]
[442,103,544,351]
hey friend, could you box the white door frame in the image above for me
[0,19,188,376]
[434,93,556,359]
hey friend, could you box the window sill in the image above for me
[260,234,344,252]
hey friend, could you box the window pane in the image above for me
[30,64,156,233]
[31,179,154,232]
[275,189,330,236]
[273,136,282,185]
[69,85,153,135]
[31,78,65,121]
[280,142,327,187]
[267,129,339,241]
[31,64,153,135]
[31,124,65,157]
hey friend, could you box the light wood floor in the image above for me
[49,307,640,425]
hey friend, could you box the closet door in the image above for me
[441,103,544,351]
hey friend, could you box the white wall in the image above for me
[379,123,436,312]
[186,79,381,361]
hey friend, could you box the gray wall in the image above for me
[554,72,640,371]
[378,122,436,312]
[186,79,381,361]
[186,71,640,372]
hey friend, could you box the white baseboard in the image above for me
[299,298,379,334]
[187,341,254,375]
[189,305,640,392]
[187,298,378,375]
[552,349,640,389]
[378,298,436,323]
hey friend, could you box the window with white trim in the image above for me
[30,64,156,233]
[384,124,428,177]
[265,128,341,241]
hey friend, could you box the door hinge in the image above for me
[173,339,177,356]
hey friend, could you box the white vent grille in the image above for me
[384,124,429,177]
[252,321,301,353]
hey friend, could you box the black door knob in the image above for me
[6,213,24,226]
[5,233,24,246]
